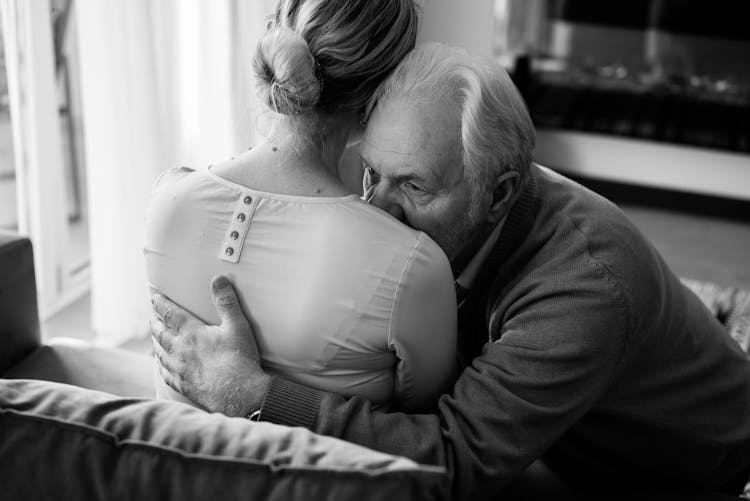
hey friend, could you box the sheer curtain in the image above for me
[75,0,272,345]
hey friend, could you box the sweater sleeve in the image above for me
[261,264,629,501]
[388,233,458,412]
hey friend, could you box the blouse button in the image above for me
[225,247,234,256]
[243,196,252,205]
[237,213,246,222]
[230,231,239,240]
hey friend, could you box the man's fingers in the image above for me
[152,293,198,332]
[155,350,181,394]
[152,336,183,379]
[210,275,248,327]
[150,317,174,352]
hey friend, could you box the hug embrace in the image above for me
[2,0,749,500]
[146,0,750,498]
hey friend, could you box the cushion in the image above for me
[0,379,448,501]
[680,278,750,355]
[680,278,750,500]
[3,337,155,398]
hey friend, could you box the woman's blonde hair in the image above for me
[253,0,419,118]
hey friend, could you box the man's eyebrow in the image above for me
[391,172,426,184]
[360,154,437,185]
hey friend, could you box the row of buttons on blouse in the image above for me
[224,195,253,257]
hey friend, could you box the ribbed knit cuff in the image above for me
[258,376,323,430]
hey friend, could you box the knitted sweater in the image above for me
[259,165,750,500]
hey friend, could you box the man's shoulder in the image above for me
[534,165,629,232]
[533,165,657,281]
[484,168,656,322]
[487,165,682,340]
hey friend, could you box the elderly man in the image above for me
[151,44,750,499]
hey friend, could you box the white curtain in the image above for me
[75,0,272,345]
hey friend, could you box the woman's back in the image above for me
[144,164,457,410]
[145,0,457,411]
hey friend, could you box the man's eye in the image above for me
[404,181,423,193]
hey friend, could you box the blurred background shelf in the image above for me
[534,129,750,202]
[497,0,750,201]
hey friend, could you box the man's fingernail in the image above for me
[214,276,229,289]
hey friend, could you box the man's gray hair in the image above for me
[366,43,535,193]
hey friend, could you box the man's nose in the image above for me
[369,187,406,222]
[384,203,405,222]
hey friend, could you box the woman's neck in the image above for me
[318,117,353,178]
[266,114,355,179]
[211,114,358,197]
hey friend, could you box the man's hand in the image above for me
[150,275,271,417]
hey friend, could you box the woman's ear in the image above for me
[487,171,519,224]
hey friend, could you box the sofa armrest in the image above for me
[0,379,448,501]
[0,231,42,374]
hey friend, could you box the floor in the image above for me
[41,200,750,353]
[42,293,94,343]
[42,294,152,354]
[621,204,750,290]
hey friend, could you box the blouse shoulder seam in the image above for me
[153,166,195,190]
[386,232,425,347]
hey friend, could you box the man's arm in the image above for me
[152,273,629,500]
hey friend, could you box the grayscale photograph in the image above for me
[1,1,749,499]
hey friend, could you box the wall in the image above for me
[417,0,495,56]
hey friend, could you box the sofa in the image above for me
[0,231,449,501]
[2,229,750,501]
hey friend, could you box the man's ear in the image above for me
[487,171,519,224]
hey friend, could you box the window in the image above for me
[1,0,89,319]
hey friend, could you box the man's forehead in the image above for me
[362,97,461,177]
[362,100,426,154]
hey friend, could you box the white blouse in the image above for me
[144,166,457,411]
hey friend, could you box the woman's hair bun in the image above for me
[253,28,322,115]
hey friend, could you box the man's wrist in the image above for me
[225,371,272,418]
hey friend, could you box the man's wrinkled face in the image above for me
[360,97,484,262]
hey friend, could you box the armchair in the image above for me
[0,231,448,501]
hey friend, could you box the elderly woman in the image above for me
[144,0,456,412]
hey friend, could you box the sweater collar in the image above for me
[455,165,539,304]
[455,215,506,300]
[493,165,539,267]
